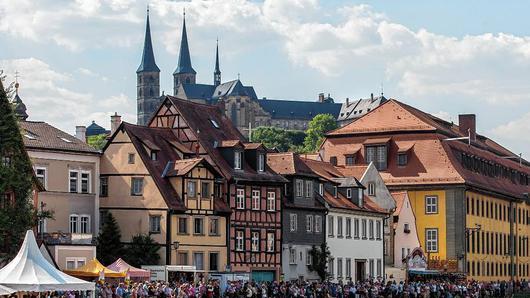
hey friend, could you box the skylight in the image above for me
[24,131,37,140]
[59,137,73,143]
[209,119,220,129]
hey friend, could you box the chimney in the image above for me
[318,93,325,102]
[346,97,349,106]
[458,114,476,141]
[370,93,374,101]
[110,112,122,135]
[75,126,86,142]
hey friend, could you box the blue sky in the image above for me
[1,0,530,157]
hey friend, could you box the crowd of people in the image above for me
[93,278,530,298]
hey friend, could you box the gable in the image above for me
[329,100,436,136]
[359,163,396,211]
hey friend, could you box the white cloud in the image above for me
[492,113,530,142]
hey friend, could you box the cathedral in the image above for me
[136,10,342,136]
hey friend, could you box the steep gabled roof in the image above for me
[299,157,344,182]
[163,158,204,177]
[337,95,387,122]
[391,191,407,216]
[258,98,341,120]
[86,121,109,136]
[173,15,196,75]
[335,165,369,180]
[19,121,99,154]
[267,152,317,177]
[137,10,160,73]
[322,190,386,214]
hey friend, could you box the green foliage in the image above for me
[96,211,124,265]
[252,127,306,152]
[87,134,107,150]
[307,242,331,281]
[0,74,37,263]
[303,114,338,153]
[124,234,161,267]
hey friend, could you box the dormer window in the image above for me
[366,145,387,170]
[333,186,338,198]
[150,151,158,161]
[258,153,265,172]
[397,153,408,166]
[346,188,352,198]
[234,151,242,170]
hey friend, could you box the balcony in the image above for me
[38,232,95,245]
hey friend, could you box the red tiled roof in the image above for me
[164,158,204,177]
[322,190,387,214]
[219,140,242,148]
[391,192,407,216]
[267,152,317,177]
[243,143,264,150]
[299,157,344,181]
[335,165,368,180]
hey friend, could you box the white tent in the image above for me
[0,284,15,295]
[0,230,94,292]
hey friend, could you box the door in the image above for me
[251,270,275,283]
[356,261,366,282]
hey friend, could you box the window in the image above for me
[367,183,376,196]
[100,177,108,197]
[330,156,337,166]
[289,248,297,264]
[209,218,219,235]
[209,119,220,128]
[315,216,322,233]
[178,217,188,234]
[69,171,78,193]
[252,190,260,210]
[149,215,161,234]
[290,213,298,232]
[35,167,46,188]
[305,180,312,198]
[369,220,374,239]
[404,223,410,233]
[346,258,352,278]
[376,220,382,239]
[209,252,219,271]
[319,183,324,195]
[201,182,210,199]
[267,191,276,211]
[69,215,79,233]
[66,258,86,270]
[328,215,334,237]
[128,153,135,164]
[150,151,158,161]
[377,259,382,277]
[337,258,343,277]
[426,229,438,252]
[366,145,387,170]
[397,153,408,166]
[81,172,90,193]
[346,218,352,238]
[354,218,360,238]
[337,216,343,237]
[80,215,90,234]
[296,180,303,197]
[194,217,204,235]
[236,189,245,209]
[402,248,406,260]
[306,250,313,265]
[131,177,144,196]
[187,181,197,198]
[345,155,356,166]
[267,232,275,252]
[258,154,265,172]
[236,230,244,251]
[425,196,438,214]
[306,215,314,232]
[346,188,352,198]
[234,151,242,170]
[362,219,367,239]
[251,231,260,252]
[193,252,204,270]
[329,258,335,278]
[369,259,375,278]
[1,156,11,167]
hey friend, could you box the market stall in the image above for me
[64,258,126,279]
[107,258,150,281]
[0,230,94,293]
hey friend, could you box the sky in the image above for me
[1,0,530,157]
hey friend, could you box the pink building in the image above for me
[392,192,420,268]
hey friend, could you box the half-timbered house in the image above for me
[148,96,288,282]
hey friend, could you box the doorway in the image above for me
[355,260,366,282]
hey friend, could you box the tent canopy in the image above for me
[0,230,94,292]
[0,285,16,295]
[107,258,150,278]
[64,258,125,278]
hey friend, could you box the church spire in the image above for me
[137,7,160,73]
[13,77,28,121]
[173,9,196,76]
[214,38,221,86]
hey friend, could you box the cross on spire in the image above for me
[14,70,20,83]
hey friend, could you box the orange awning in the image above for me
[63,258,126,278]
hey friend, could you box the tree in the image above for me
[87,134,107,150]
[124,234,160,267]
[303,114,338,153]
[252,127,306,152]
[0,72,37,263]
[307,242,331,281]
[96,211,124,265]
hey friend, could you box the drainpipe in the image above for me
[510,201,515,281]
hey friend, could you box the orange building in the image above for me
[320,99,530,281]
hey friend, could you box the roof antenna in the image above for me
[183,7,185,18]
[237,73,240,80]
[380,81,384,97]
[147,3,149,15]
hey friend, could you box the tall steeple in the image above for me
[13,79,28,121]
[214,39,221,86]
[136,7,161,126]
[137,6,160,73]
[173,9,196,95]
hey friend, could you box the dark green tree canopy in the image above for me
[124,234,160,267]
[308,242,331,281]
[87,134,107,150]
[303,114,338,153]
[252,127,306,152]
[96,211,124,265]
[0,75,37,263]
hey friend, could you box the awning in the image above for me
[64,258,126,278]
[363,137,391,145]
[107,258,150,278]
[396,141,415,153]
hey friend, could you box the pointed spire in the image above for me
[214,38,221,86]
[173,9,196,75]
[137,7,160,73]
[12,79,28,121]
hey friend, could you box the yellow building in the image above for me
[101,122,230,278]
[320,99,530,281]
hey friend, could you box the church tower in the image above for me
[136,8,160,126]
[13,81,28,121]
[214,40,221,86]
[173,11,196,95]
